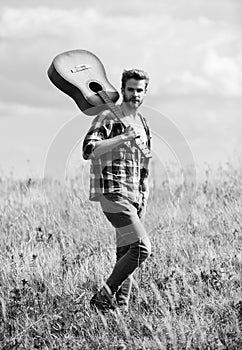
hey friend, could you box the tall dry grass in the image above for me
[0,162,241,349]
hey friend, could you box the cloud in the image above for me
[0,7,99,39]
[160,71,211,96]
[0,5,241,111]
[0,100,90,177]
[159,49,242,97]
[204,50,242,96]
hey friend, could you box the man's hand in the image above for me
[121,126,140,142]
[137,199,147,220]
[92,126,139,158]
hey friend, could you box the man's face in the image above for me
[122,79,147,109]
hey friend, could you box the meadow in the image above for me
[0,161,241,349]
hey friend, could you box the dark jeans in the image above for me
[107,238,151,307]
[99,193,151,307]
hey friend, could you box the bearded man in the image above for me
[82,69,152,312]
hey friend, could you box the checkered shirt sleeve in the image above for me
[82,113,112,160]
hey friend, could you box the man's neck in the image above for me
[120,102,138,119]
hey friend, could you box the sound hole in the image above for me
[89,81,103,93]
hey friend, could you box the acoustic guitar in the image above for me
[47,49,151,158]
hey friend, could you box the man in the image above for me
[82,69,152,312]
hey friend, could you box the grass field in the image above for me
[0,162,241,349]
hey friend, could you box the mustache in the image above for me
[123,95,143,103]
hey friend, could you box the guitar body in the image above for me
[47,49,119,115]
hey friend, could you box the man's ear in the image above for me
[121,87,124,95]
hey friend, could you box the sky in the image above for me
[0,0,241,179]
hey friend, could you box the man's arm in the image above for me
[92,126,138,158]
[91,135,125,158]
[83,118,139,160]
[139,160,150,203]
[139,115,151,204]
[137,170,150,219]
[140,177,149,202]
[82,112,111,160]
[137,177,149,219]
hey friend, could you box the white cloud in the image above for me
[0,7,100,39]
[159,49,242,96]
[204,50,242,96]
[162,70,211,95]
[0,100,90,177]
[0,6,241,104]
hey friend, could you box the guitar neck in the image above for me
[97,90,152,159]
[98,90,124,124]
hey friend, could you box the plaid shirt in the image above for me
[82,109,151,204]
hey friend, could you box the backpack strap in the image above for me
[138,113,152,179]
[138,113,151,150]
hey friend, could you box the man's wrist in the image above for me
[118,134,126,143]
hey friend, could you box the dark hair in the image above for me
[121,69,149,90]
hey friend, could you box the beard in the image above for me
[123,95,143,109]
